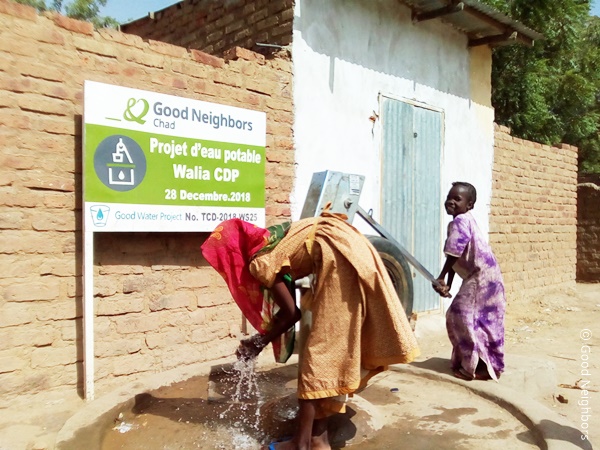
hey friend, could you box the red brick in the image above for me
[73,36,119,57]
[190,49,225,68]
[17,93,70,115]
[0,109,31,130]
[97,28,145,48]
[125,50,165,68]
[0,0,37,21]
[22,173,75,192]
[16,61,65,82]
[52,13,93,35]
[223,46,265,64]
[148,39,188,58]
[31,345,77,368]
[97,296,145,316]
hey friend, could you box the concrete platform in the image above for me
[52,352,592,450]
[413,312,560,401]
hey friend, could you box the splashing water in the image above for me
[217,357,269,446]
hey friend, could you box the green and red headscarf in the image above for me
[201,219,294,362]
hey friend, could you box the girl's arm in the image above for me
[447,266,455,290]
[433,255,458,298]
[237,272,301,360]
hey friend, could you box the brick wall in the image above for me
[577,174,600,282]
[121,0,294,57]
[0,0,293,400]
[490,125,578,302]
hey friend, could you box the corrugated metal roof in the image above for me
[398,0,543,47]
[122,0,543,48]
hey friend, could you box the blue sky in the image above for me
[99,1,179,24]
[99,0,600,24]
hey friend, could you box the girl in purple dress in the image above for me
[433,182,506,381]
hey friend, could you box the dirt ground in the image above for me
[0,283,598,450]
[506,282,599,446]
[416,282,600,447]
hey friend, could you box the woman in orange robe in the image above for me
[201,212,419,450]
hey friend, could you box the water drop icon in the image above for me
[118,170,125,180]
[97,209,104,220]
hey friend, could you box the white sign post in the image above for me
[82,81,266,399]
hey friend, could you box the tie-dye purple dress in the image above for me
[444,211,505,380]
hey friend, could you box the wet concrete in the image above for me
[58,362,542,450]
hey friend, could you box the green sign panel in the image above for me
[83,81,266,232]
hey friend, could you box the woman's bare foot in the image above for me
[264,403,332,449]
[263,435,331,450]
[311,435,331,450]
[262,440,295,450]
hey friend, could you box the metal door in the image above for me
[381,96,442,313]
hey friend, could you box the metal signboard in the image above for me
[83,81,266,232]
[81,80,266,399]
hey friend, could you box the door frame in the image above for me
[377,92,446,314]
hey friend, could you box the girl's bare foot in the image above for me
[474,371,492,380]
[474,360,497,380]
[453,368,474,380]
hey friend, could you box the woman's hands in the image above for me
[236,273,301,361]
[236,334,267,361]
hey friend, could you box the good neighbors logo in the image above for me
[123,98,150,125]
[117,97,255,132]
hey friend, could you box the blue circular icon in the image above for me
[94,135,146,192]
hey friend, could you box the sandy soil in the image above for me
[504,283,599,446]
[417,282,599,447]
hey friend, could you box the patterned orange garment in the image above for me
[249,213,420,414]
